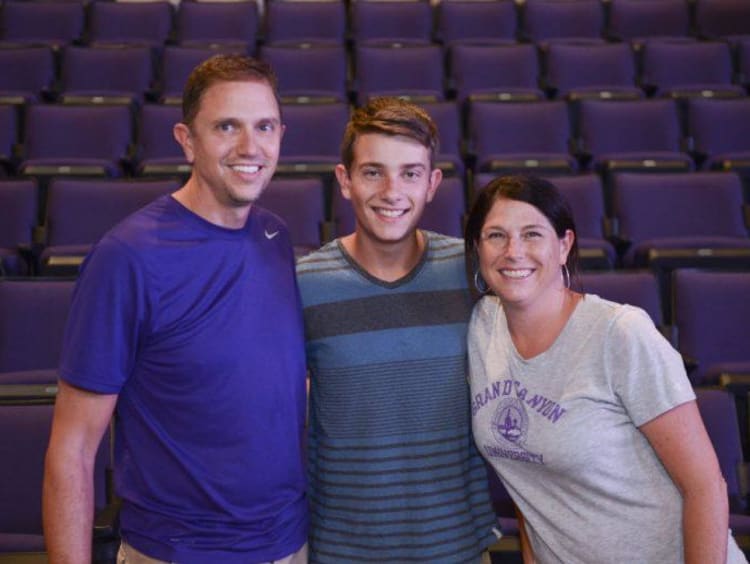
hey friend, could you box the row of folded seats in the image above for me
[0,97,749,179]
[1,169,749,277]
[0,0,749,51]
[1,270,749,555]
[2,38,750,108]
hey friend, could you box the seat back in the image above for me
[88,1,173,47]
[607,0,691,42]
[613,171,747,242]
[0,280,75,372]
[351,0,433,45]
[674,270,750,384]
[0,1,84,47]
[263,1,346,46]
[355,44,445,103]
[522,0,603,43]
[437,0,517,45]
[451,43,542,102]
[175,1,258,49]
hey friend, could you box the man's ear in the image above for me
[425,167,443,204]
[335,164,353,201]
[173,123,194,163]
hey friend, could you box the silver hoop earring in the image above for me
[474,270,490,295]
[562,264,571,290]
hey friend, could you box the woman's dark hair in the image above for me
[464,174,580,292]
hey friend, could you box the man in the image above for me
[296,98,498,562]
[43,55,308,563]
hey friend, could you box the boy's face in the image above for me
[336,133,441,247]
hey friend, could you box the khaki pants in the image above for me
[117,540,308,564]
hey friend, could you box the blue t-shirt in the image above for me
[60,195,308,563]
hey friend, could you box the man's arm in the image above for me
[640,400,729,564]
[43,380,118,564]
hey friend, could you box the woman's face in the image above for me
[477,197,573,310]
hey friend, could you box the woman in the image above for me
[465,175,745,563]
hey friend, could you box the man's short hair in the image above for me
[340,97,440,171]
[182,54,280,127]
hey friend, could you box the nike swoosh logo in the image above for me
[264,229,280,240]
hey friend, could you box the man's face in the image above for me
[175,80,283,211]
[336,133,441,246]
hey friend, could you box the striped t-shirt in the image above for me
[296,232,498,563]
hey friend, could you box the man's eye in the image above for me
[218,123,235,132]
[258,122,275,132]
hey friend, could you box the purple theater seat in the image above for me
[88,1,173,47]
[263,1,346,47]
[0,280,74,373]
[136,104,190,177]
[0,180,37,277]
[576,99,693,172]
[607,0,691,45]
[351,0,433,46]
[522,0,605,45]
[421,101,465,177]
[19,105,133,178]
[277,103,350,175]
[451,44,545,103]
[687,98,750,172]
[355,44,445,104]
[674,270,750,385]
[0,46,55,105]
[259,44,348,104]
[611,172,750,269]
[0,1,84,48]
[544,41,642,100]
[469,101,576,175]
[59,45,154,106]
[437,0,517,46]
[175,1,258,51]
[641,40,744,99]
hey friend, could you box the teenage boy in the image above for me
[296,98,497,563]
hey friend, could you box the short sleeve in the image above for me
[59,236,149,394]
[468,296,500,384]
[604,305,695,427]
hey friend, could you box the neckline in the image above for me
[502,293,586,364]
[336,230,431,289]
[167,194,255,237]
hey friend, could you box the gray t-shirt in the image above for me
[469,294,745,563]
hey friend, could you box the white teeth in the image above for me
[231,165,260,173]
[375,208,406,218]
[502,269,532,279]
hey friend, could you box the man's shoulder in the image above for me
[295,240,343,277]
[424,231,465,261]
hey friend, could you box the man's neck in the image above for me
[172,179,250,229]
[341,230,426,283]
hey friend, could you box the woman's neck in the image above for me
[505,289,581,360]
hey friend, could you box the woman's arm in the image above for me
[515,505,536,564]
[640,400,729,564]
